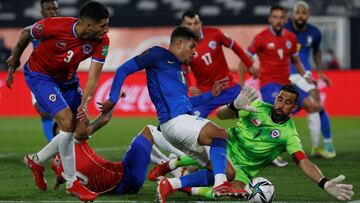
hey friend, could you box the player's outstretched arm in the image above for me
[6,26,32,88]
[296,156,354,200]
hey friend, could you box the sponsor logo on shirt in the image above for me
[267,42,275,49]
[208,41,217,50]
[82,44,93,55]
[251,117,261,126]
[49,94,57,102]
[286,40,292,49]
[306,35,313,47]
[270,129,281,138]
[56,42,67,49]
[167,60,175,64]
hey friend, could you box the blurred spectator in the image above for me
[0,37,11,71]
[323,48,341,70]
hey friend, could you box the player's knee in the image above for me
[303,98,320,113]
[55,110,75,131]
[139,125,154,144]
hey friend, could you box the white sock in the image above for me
[191,187,201,195]
[168,178,182,190]
[168,159,177,170]
[57,131,76,188]
[36,133,61,163]
[151,126,185,157]
[170,167,183,177]
[151,146,169,164]
[214,174,227,187]
[307,112,321,147]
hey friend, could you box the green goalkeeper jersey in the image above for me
[226,100,304,179]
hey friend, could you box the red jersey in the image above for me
[52,142,123,194]
[247,27,298,87]
[187,27,252,92]
[28,17,109,82]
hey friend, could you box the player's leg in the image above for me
[150,125,185,157]
[308,89,335,155]
[193,85,241,118]
[114,125,153,194]
[32,92,54,142]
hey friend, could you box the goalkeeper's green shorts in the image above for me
[234,167,252,185]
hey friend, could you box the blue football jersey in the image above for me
[285,20,322,73]
[109,46,213,124]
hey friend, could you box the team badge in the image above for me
[306,36,313,47]
[286,40,292,49]
[251,117,262,126]
[82,44,93,55]
[208,41,217,50]
[270,129,281,138]
[267,42,275,49]
[56,42,67,49]
[49,94,57,102]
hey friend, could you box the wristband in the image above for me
[318,177,328,189]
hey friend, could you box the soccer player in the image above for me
[150,85,354,201]
[5,1,110,201]
[243,5,323,162]
[30,0,60,142]
[285,1,335,158]
[180,10,253,118]
[98,26,254,202]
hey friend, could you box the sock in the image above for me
[210,138,228,187]
[151,146,169,164]
[168,178,182,190]
[307,112,321,148]
[192,187,214,199]
[41,118,54,142]
[179,169,214,188]
[151,127,185,157]
[57,131,76,187]
[319,109,332,140]
[36,132,62,163]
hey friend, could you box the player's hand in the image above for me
[211,77,229,97]
[324,175,354,200]
[97,99,116,113]
[189,86,202,96]
[319,72,332,86]
[76,106,89,122]
[234,86,258,112]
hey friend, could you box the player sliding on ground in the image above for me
[149,85,354,201]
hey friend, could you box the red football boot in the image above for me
[24,154,47,191]
[212,181,248,199]
[66,180,97,202]
[157,177,174,203]
[148,161,172,181]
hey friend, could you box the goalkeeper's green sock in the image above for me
[191,187,214,199]
[169,155,197,169]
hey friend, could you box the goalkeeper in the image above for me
[153,85,354,201]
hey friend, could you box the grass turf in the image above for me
[0,117,359,202]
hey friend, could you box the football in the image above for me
[244,177,275,203]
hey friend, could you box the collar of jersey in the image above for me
[72,21,80,39]
[268,26,284,36]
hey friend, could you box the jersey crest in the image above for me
[286,40,292,49]
[82,44,93,55]
[270,129,281,138]
[208,41,217,50]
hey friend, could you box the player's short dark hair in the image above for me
[270,4,287,14]
[79,1,109,21]
[170,26,199,44]
[40,0,57,8]
[182,10,199,21]
[280,85,299,102]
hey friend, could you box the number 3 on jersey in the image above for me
[64,50,74,63]
[201,52,213,66]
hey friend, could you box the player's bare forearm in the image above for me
[12,26,32,61]
[80,62,103,108]
[291,55,306,76]
[238,62,247,86]
[88,111,113,135]
[216,105,237,120]
[297,159,325,184]
[313,49,322,72]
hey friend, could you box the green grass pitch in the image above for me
[0,117,359,202]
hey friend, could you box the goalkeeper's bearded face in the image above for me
[273,90,298,117]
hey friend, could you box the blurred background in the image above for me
[0,0,359,117]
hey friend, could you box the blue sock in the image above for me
[210,138,227,175]
[41,118,54,142]
[180,169,214,187]
[320,109,332,140]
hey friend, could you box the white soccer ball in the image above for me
[244,177,275,203]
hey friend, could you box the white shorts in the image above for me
[160,114,210,167]
[289,73,316,92]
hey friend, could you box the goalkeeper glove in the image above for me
[322,175,354,200]
[233,86,258,112]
